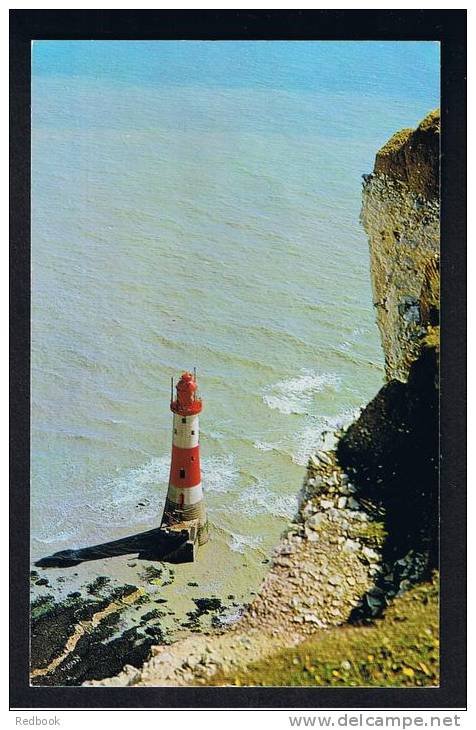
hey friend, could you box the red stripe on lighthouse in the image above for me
[169,444,201,488]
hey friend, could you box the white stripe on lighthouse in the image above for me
[166,482,203,506]
[172,413,199,449]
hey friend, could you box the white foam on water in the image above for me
[32,526,78,546]
[291,420,336,466]
[201,453,239,494]
[352,326,369,337]
[262,370,341,415]
[237,480,298,520]
[228,532,263,554]
[253,440,279,452]
[78,455,171,538]
[270,493,299,519]
[34,452,240,548]
[337,325,377,360]
[89,453,239,527]
[291,407,362,466]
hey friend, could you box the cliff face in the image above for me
[338,110,440,592]
[361,110,440,382]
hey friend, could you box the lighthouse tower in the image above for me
[160,371,208,549]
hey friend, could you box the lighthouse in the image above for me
[160,371,208,557]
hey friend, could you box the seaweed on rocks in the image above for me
[109,584,139,601]
[30,583,153,686]
[31,593,112,672]
[143,624,167,642]
[181,597,226,631]
[140,565,163,582]
[87,576,111,595]
[194,598,223,613]
[33,624,156,686]
[31,594,56,621]
[134,593,151,608]
[141,609,166,622]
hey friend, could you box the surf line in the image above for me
[31,587,144,679]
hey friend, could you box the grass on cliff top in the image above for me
[376,109,440,161]
[376,128,413,159]
[419,108,440,133]
[210,575,439,688]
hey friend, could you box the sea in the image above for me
[30,41,440,626]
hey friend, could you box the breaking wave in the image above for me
[262,370,341,415]
[32,453,240,548]
[228,532,263,554]
[237,480,298,520]
[253,440,279,452]
[291,407,362,466]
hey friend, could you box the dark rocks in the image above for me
[141,609,165,622]
[140,565,163,583]
[87,576,111,595]
[31,585,152,686]
[134,593,151,607]
[193,598,223,613]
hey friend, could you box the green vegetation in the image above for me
[347,519,387,548]
[419,109,440,133]
[31,594,56,622]
[422,326,440,351]
[376,128,413,159]
[210,575,439,687]
[376,110,439,162]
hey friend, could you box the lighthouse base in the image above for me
[159,519,201,563]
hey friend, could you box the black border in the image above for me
[10,9,467,710]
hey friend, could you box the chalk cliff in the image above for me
[338,110,440,598]
[361,109,440,382]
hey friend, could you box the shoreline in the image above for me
[30,424,379,686]
[84,417,437,688]
[31,410,438,688]
[31,109,441,689]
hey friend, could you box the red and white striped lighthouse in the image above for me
[160,371,208,547]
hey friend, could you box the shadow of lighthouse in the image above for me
[35,527,190,568]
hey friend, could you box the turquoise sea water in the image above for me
[31,41,439,616]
